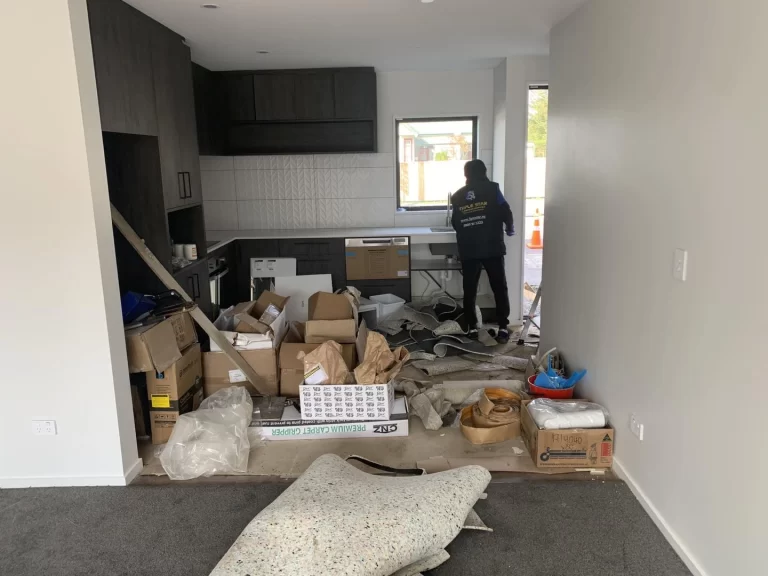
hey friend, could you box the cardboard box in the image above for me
[250,397,409,441]
[308,292,355,321]
[304,319,358,344]
[125,312,197,373]
[202,349,278,397]
[279,342,356,397]
[521,400,614,469]
[300,382,394,421]
[147,344,203,444]
[345,238,410,280]
[234,292,289,334]
[210,292,288,352]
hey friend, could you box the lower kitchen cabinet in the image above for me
[173,259,211,318]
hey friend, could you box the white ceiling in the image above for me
[124,0,586,71]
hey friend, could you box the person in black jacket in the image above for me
[451,159,514,343]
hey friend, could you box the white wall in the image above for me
[543,1,766,575]
[500,56,549,324]
[0,0,140,487]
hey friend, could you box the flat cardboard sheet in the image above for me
[125,312,197,373]
[203,349,279,397]
[275,275,333,322]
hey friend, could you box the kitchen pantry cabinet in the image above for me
[150,22,202,210]
[87,0,157,135]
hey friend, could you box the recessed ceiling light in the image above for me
[257,50,270,55]
[201,3,219,8]
[421,0,435,3]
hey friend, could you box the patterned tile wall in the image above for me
[201,151,493,231]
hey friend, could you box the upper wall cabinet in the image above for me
[196,67,377,155]
[87,0,157,135]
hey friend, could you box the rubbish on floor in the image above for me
[400,380,453,430]
[463,508,493,532]
[249,397,410,441]
[159,386,253,480]
[252,396,287,421]
[434,379,526,405]
[465,352,529,371]
[416,452,574,475]
[412,356,476,376]
[353,323,409,384]
[460,388,523,445]
[521,399,614,469]
[299,340,351,385]
[433,336,499,357]
[146,343,203,444]
[527,398,608,429]
[208,454,490,576]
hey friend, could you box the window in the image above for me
[396,117,478,210]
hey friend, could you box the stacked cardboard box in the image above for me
[124,312,202,444]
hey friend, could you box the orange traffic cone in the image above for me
[527,209,544,249]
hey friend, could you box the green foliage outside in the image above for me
[434,150,452,161]
[528,90,548,158]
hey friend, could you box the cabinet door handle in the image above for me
[193,273,200,298]
[184,172,192,199]
[187,276,195,299]
[178,172,185,199]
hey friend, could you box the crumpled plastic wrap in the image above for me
[159,387,253,480]
[527,398,609,429]
[298,341,350,385]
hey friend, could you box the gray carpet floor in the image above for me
[0,480,690,576]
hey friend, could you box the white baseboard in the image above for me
[1,458,144,488]
[613,457,707,576]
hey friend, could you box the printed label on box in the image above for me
[397,270,408,277]
[228,369,246,383]
[304,365,329,386]
[150,394,170,409]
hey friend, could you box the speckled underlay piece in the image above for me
[209,454,492,576]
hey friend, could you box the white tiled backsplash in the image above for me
[201,151,493,231]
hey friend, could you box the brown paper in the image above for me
[298,341,350,385]
[353,330,409,384]
[460,388,522,445]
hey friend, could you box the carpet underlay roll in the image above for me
[460,389,522,445]
[209,454,491,576]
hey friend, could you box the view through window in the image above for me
[524,86,548,329]
[396,117,478,210]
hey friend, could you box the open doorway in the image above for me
[523,85,548,334]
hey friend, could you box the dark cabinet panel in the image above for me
[228,121,375,154]
[224,74,255,122]
[174,259,211,318]
[175,44,203,206]
[253,74,296,121]
[334,70,377,119]
[87,0,157,135]
[294,72,334,120]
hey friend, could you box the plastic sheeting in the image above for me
[159,387,253,480]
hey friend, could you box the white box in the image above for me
[300,382,395,421]
[370,294,405,319]
[275,274,333,322]
[249,398,409,441]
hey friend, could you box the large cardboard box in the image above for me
[125,312,197,373]
[304,291,358,344]
[250,397,409,441]
[304,319,357,344]
[521,400,614,469]
[345,238,410,280]
[210,292,289,352]
[202,349,278,397]
[234,292,289,334]
[279,342,356,397]
[308,292,355,321]
[146,344,203,444]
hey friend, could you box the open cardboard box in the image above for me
[521,399,614,469]
[124,311,197,373]
[304,291,358,344]
[210,291,289,352]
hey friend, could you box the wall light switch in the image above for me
[673,249,688,281]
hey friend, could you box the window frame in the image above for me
[395,116,479,211]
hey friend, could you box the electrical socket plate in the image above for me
[629,414,644,441]
[32,420,57,435]
[673,249,688,281]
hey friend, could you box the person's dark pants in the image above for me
[462,256,510,330]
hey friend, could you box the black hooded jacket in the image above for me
[450,178,514,260]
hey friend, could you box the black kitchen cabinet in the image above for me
[150,21,202,210]
[194,66,377,154]
[224,74,255,123]
[192,64,223,155]
[253,74,296,121]
[334,70,377,119]
[87,0,157,135]
[294,72,334,120]
[279,239,346,291]
[174,259,211,318]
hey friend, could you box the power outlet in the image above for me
[673,248,688,281]
[32,420,57,436]
[629,414,644,441]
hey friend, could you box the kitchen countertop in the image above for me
[206,227,456,252]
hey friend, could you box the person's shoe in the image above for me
[496,328,510,344]
[467,329,479,340]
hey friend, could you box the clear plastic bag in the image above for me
[527,398,609,430]
[159,387,253,480]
